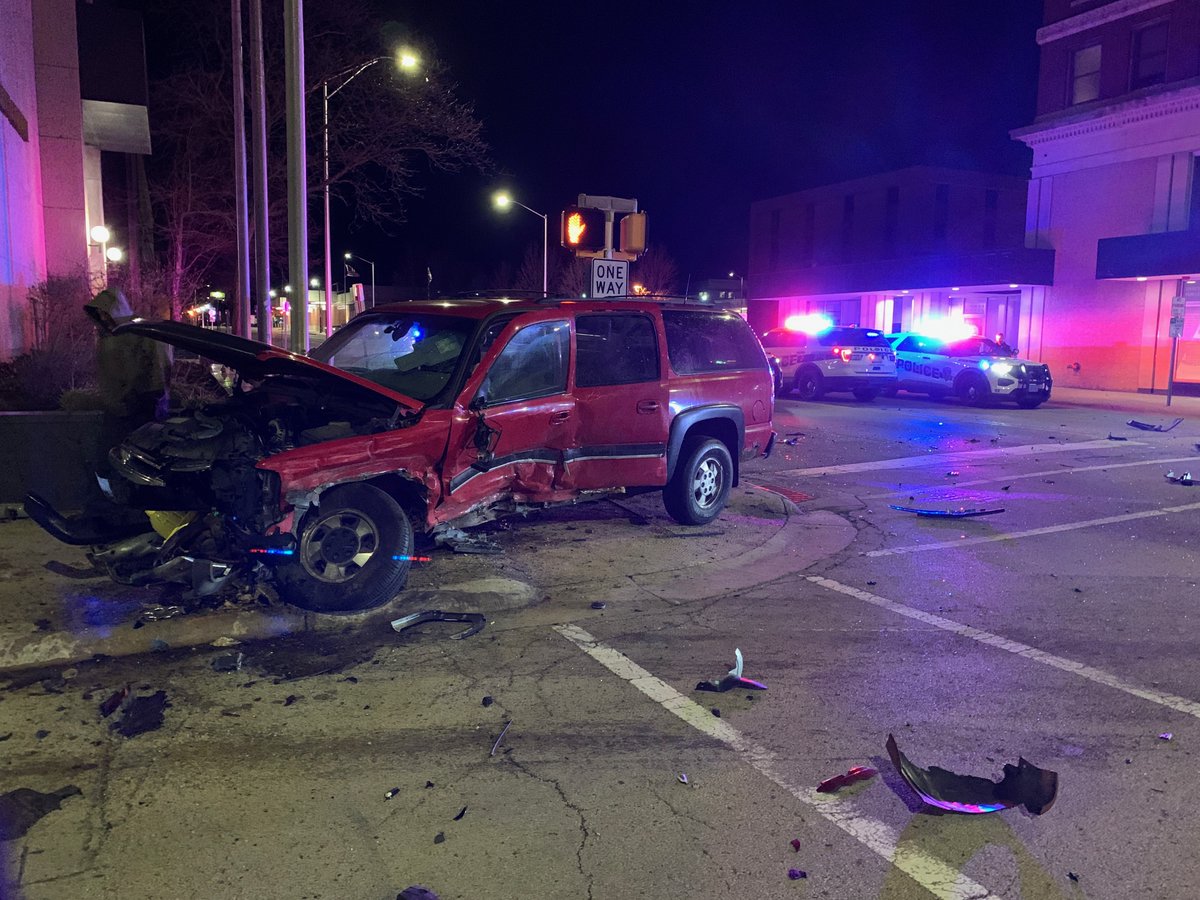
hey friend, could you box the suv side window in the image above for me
[763,329,807,349]
[478,320,569,406]
[575,314,659,387]
[897,336,936,353]
[663,310,765,374]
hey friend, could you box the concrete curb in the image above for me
[0,487,843,674]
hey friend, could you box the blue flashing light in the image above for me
[249,546,295,556]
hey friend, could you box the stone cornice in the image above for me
[1037,0,1172,45]
[1011,80,1200,145]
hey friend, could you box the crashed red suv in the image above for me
[26,297,775,613]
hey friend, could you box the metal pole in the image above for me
[1167,336,1178,407]
[542,214,547,296]
[284,0,308,353]
[231,0,251,338]
[322,80,333,338]
[370,259,375,308]
[249,0,270,344]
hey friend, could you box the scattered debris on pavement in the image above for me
[886,733,1058,815]
[0,786,82,840]
[590,601,607,610]
[482,696,494,707]
[434,527,502,554]
[42,559,105,579]
[110,690,170,738]
[677,773,689,785]
[889,504,1005,518]
[816,765,878,793]
[398,888,439,900]
[1164,471,1195,486]
[711,708,721,717]
[1159,732,1173,741]
[788,868,807,880]
[790,838,801,852]
[432,831,445,844]
[696,648,768,692]
[98,685,129,718]
[1128,417,1184,432]
[1106,434,1129,441]
[1068,872,1080,883]
[211,652,244,673]
[490,720,513,757]
[453,806,467,821]
[391,609,487,640]
[945,471,960,477]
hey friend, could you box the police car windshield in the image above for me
[815,328,890,347]
[944,338,1006,357]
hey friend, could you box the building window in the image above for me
[983,189,998,248]
[768,208,780,270]
[800,203,815,266]
[884,185,900,255]
[841,194,855,259]
[1071,44,1101,104]
[933,183,949,242]
[1131,21,1168,90]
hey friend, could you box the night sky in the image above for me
[375,0,1046,293]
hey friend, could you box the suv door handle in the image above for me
[549,411,570,425]
[636,400,659,413]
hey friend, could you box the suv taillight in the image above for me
[831,347,853,362]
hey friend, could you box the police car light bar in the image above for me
[783,313,834,334]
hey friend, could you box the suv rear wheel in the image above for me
[277,483,413,613]
[663,438,733,526]
[795,368,825,401]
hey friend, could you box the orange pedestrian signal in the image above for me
[561,206,605,253]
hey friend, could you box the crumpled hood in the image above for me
[113,319,423,411]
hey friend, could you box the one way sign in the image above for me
[590,259,629,298]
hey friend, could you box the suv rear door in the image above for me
[568,311,668,489]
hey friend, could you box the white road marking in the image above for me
[867,500,1200,557]
[807,576,1200,720]
[553,623,1002,900]
[859,456,1200,500]
[778,439,1142,477]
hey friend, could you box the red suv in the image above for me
[27,297,775,612]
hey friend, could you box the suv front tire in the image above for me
[663,437,733,526]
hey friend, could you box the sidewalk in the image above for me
[1049,386,1200,418]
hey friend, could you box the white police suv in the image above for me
[887,332,1052,408]
[761,323,897,401]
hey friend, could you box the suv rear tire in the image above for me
[663,438,732,526]
[277,483,413,613]
[795,368,825,401]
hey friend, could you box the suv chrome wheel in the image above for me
[693,457,722,509]
[301,509,381,583]
[663,438,733,525]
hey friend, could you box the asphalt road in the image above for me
[3,391,1200,899]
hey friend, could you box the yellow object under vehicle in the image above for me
[146,510,197,539]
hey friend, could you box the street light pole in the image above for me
[493,193,547,296]
[321,51,419,336]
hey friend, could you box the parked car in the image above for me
[760,325,897,400]
[887,332,1052,408]
[26,297,776,613]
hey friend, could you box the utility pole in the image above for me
[231,0,251,338]
[284,0,308,353]
[249,0,270,344]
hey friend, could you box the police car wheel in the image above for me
[795,369,825,401]
[1016,396,1044,409]
[959,374,991,407]
[852,388,878,402]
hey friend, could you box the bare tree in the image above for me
[512,244,543,293]
[632,245,680,295]
[553,255,589,298]
[139,0,490,316]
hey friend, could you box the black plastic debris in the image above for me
[481,696,494,707]
[433,831,445,844]
[434,527,502,555]
[98,685,129,718]
[211,652,244,673]
[453,806,467,821]
[787,868,807,880]
[695,648,768,692]
[385,787,401,800]
[398,888,439,900]
[678,773,689,785]
[886,733,1058,815]
[1106,434,1129,441]
[1164,471,1195,486]
[711,708,722,717]
[590,601,607,610]
[889,505,1005,518]
[391,609,487,640]
[1128,417,1183,432]
[0,786,81,840]
[1068,872,1080,883]
[110,691,170,738]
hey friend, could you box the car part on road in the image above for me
[885,733,1058,815]
[590,601,607,610]
[490,720,513,756]
[390,609,488,640]
[1107,434,1129,441]
[110,690,170,738]
[677,773,689,784]
[0,786,82,841]
[453,806,467,821]
[788,868,808,880]
[816,765,878,793]
[1128,417,1184,432]
[1159,732,1173,741]
[1165,471,1194,486]
[98,685,129,718]
[889,504,1005,518]
[695,647,768,692]
[398,887,439,900]
[433,526,502,555]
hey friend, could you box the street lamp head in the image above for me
[493,191,512,210]
[105,246,124,263]
[310,277,320,288]
[89,224,111,244]
[397,48,419,71]
[344,252,352,260]
[284,284,293,293]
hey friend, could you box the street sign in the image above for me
[590,259,629,298]
[1172,295,1186,316]
[1170,315,1185,338]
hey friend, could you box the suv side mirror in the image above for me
[469,392,487,412]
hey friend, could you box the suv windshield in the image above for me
[311,313,477,401]
[815,327,890,347]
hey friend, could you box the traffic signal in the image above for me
[619,211,647,255]
[561,206,605,253]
